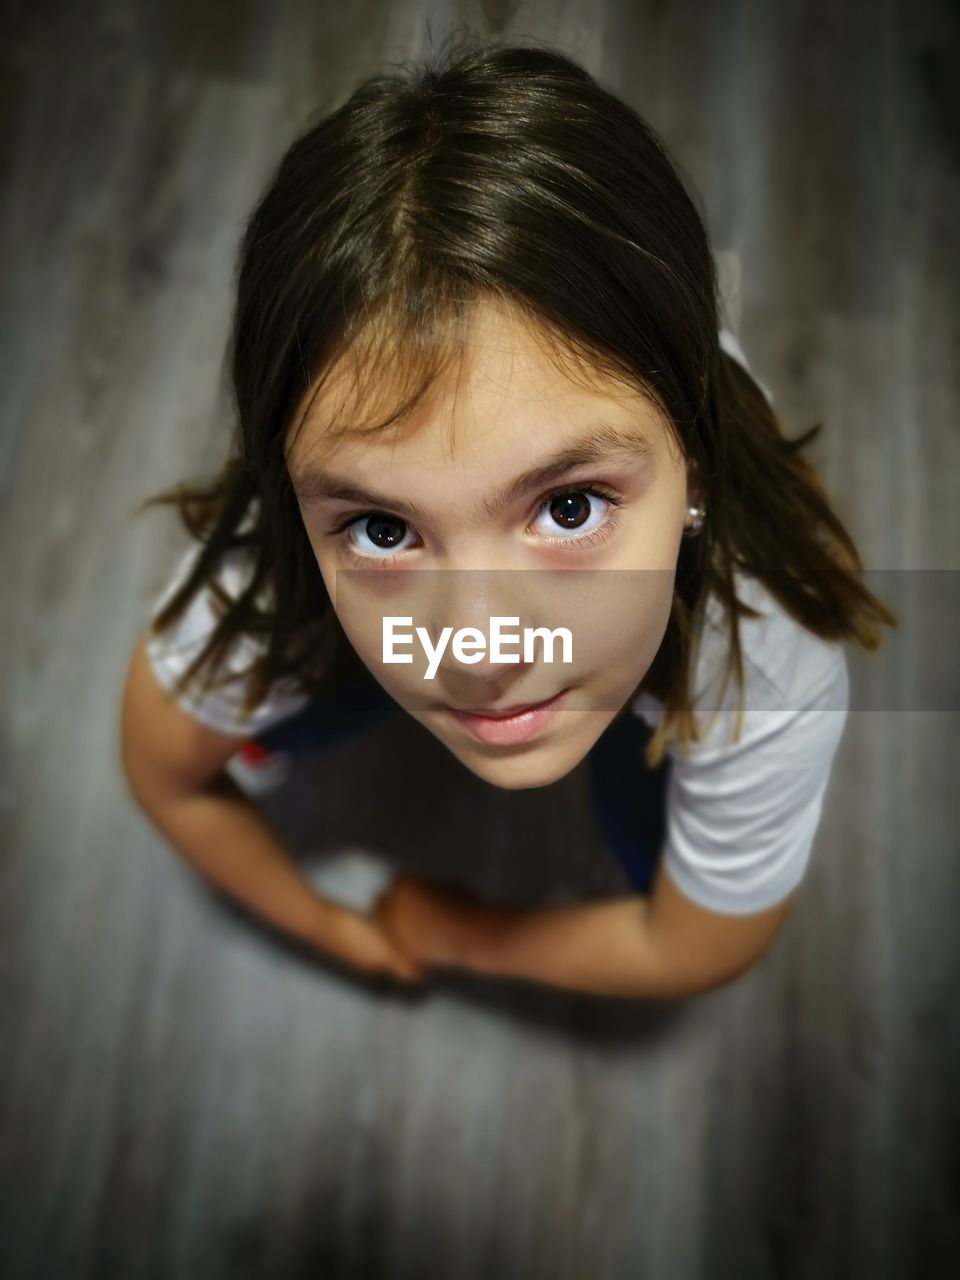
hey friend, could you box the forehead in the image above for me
[286,298,670,475]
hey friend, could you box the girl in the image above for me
[122,37,896,998]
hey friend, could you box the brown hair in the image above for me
[133,34,896,766]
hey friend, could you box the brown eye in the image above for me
[530,485,625,554]
[548,492,592,530]
[342,513,415,559]
[361,514,407,550]
[533,487,611,541]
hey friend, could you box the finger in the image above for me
[394,955,429,983]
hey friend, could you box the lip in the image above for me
[446,688,570,746]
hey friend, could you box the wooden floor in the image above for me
[2,1,958,1276]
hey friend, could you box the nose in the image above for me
[441,567,505,631]
[427,567,534,685]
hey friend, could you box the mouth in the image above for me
[444,688,570,746]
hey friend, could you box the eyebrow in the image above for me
[290,422,655,523]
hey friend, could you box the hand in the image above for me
[325,903,432,987]
[371,873,485,970]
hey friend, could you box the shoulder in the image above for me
[632,570,849,747]
[701,570,848,731]
[145,523,311,737]
[147,496,267,622]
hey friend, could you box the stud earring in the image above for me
[683,503,706,536]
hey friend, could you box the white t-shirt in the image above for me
[145,327,849,915]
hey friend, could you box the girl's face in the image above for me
[288,300,697,790]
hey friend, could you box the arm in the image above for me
[383,858,795,998]
[470,858,794,997]
[119,630,427,984]
[129,766,345,949]
[463,652,841,997]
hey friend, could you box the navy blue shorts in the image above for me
[253,674,669,894]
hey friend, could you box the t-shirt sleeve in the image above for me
[660,647,850,915]
[145,541,313,738]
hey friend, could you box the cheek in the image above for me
[304,540,370,658]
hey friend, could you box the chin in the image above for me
[452,740,585,791]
